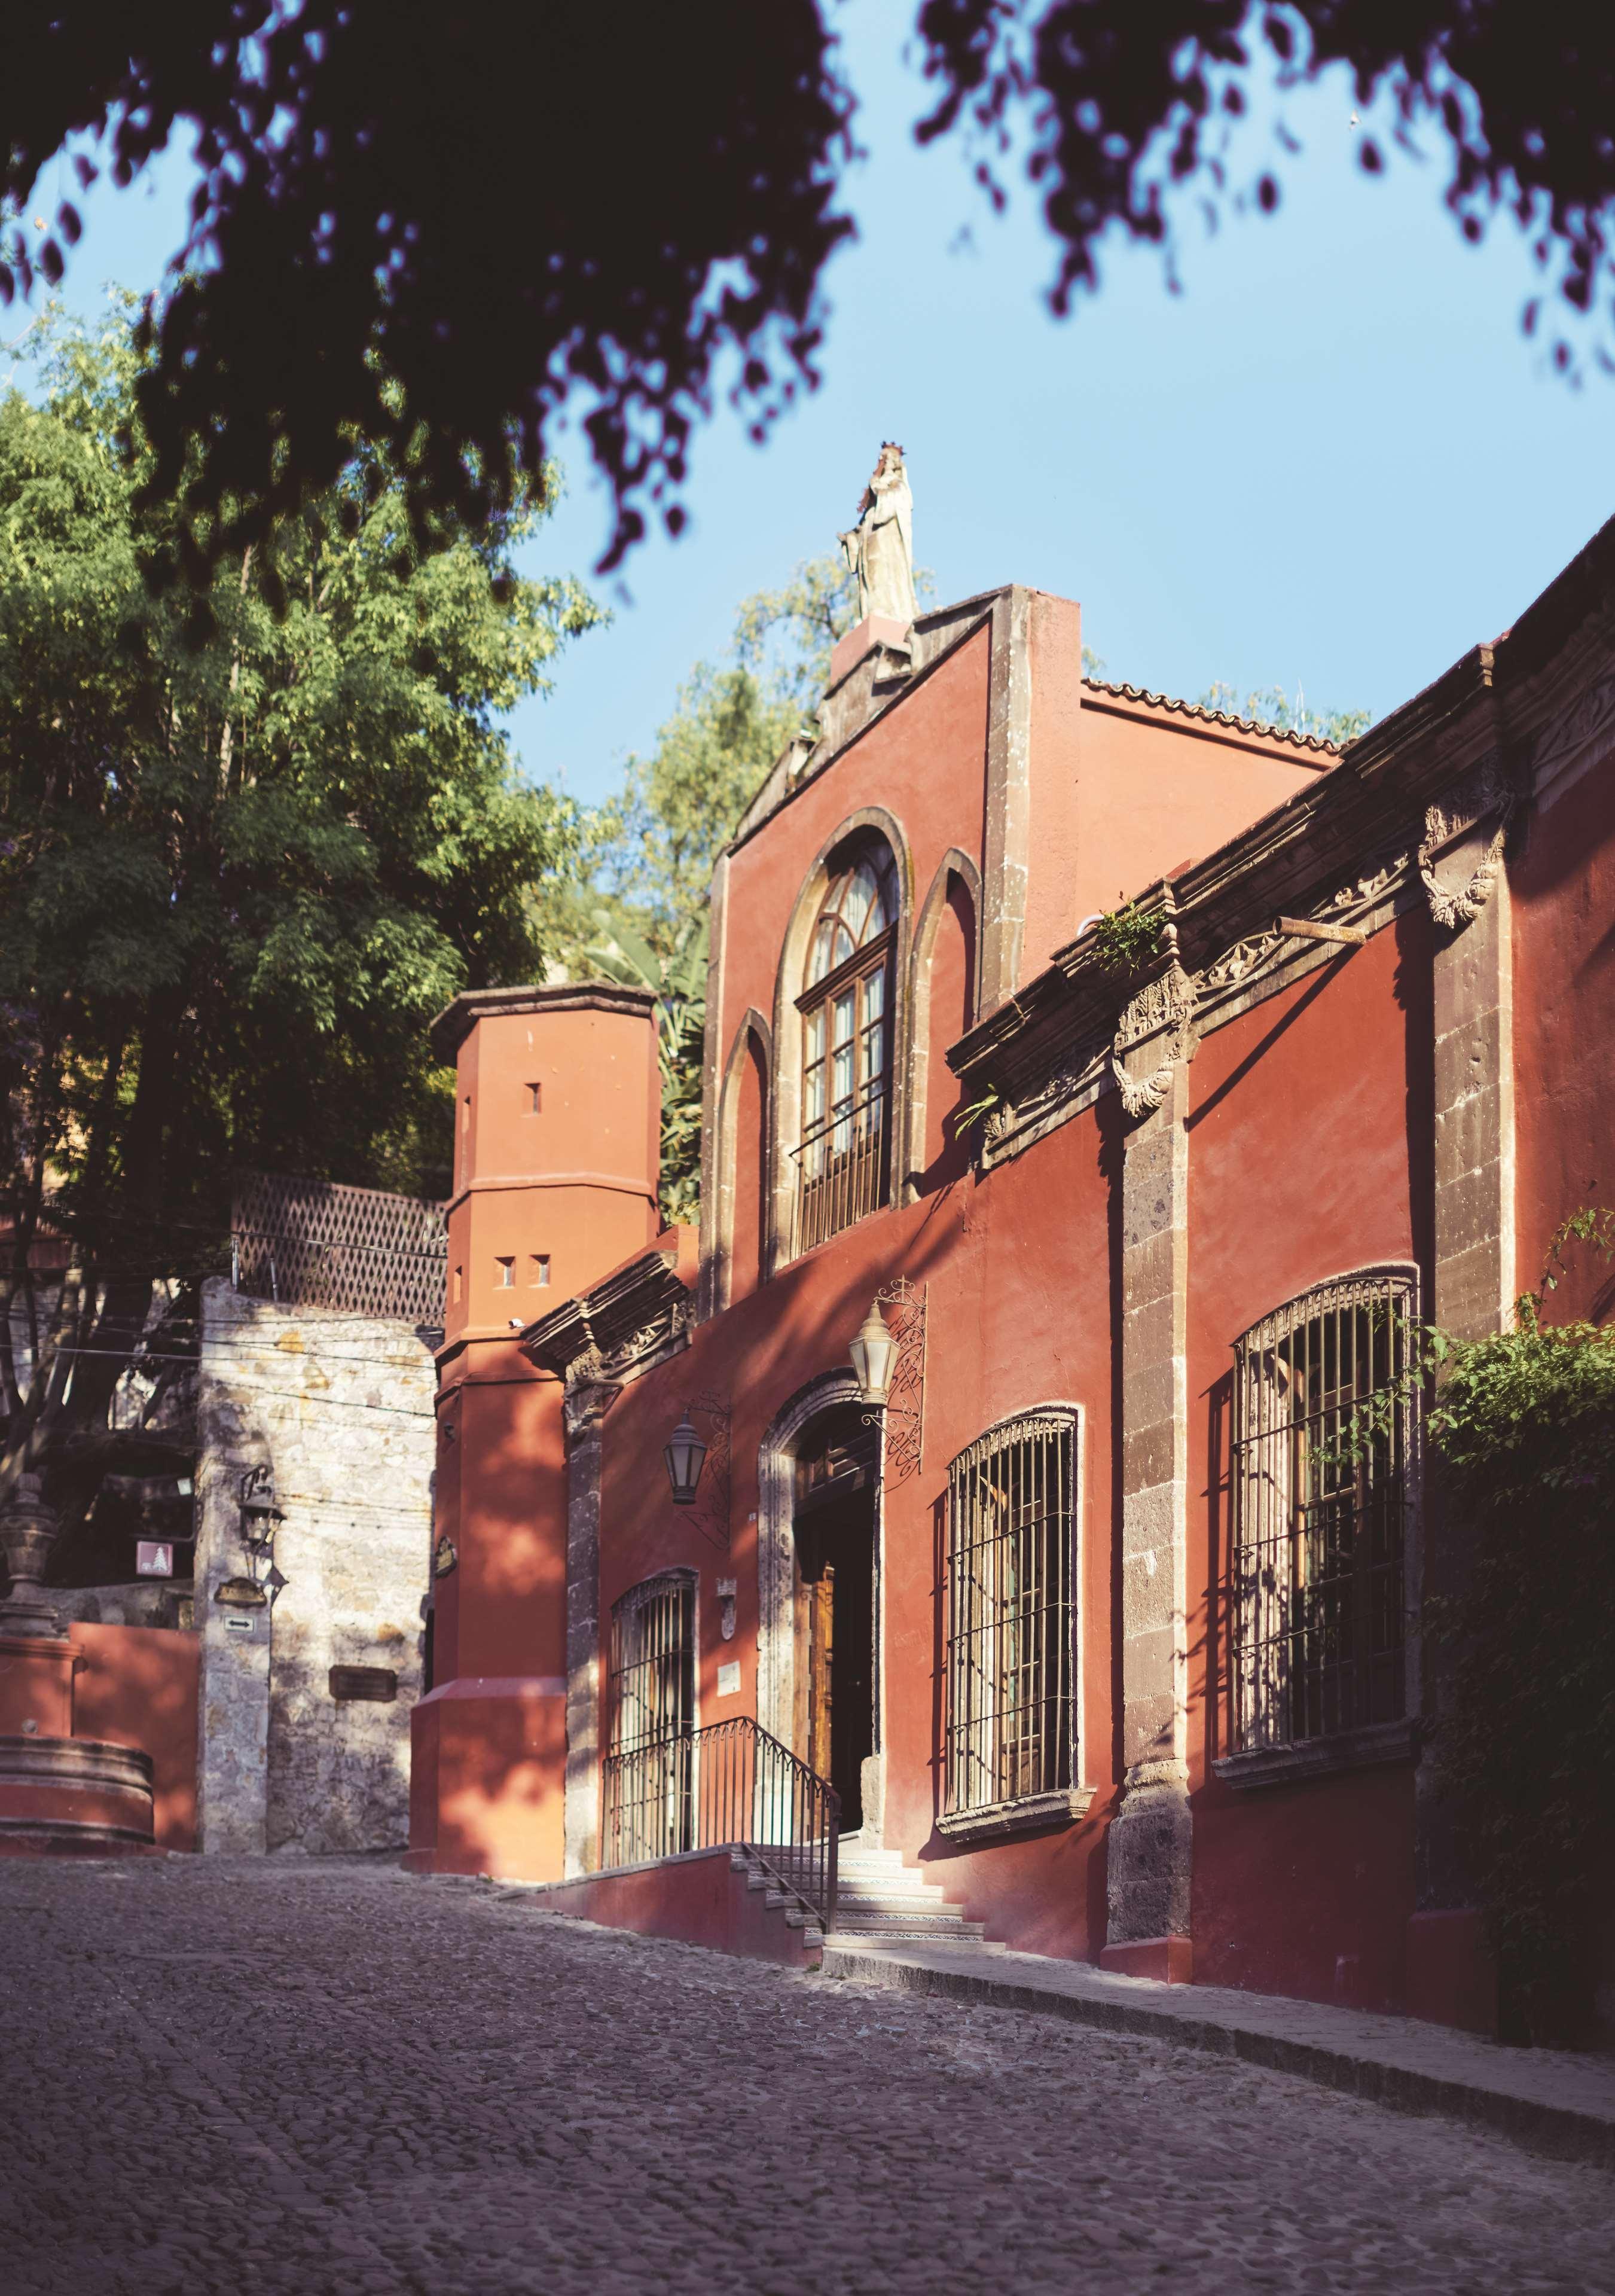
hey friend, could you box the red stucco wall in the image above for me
[1184,912,1433,2009]
[532,1848,819,1968]
[1512,762,1615,1319]
[72,1623,200,1853]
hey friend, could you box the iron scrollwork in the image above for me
[862,1276,926,1484]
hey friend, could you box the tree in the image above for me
[592,552,861,946]
[915,2,1615,383]
[1199,682,1371,745]
[5,5,1608,586]
[0,308,599,1562]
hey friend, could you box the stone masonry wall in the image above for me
[195,1280,436,1855]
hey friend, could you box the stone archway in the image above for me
[755,1368,886,1835]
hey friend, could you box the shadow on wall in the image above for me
[71,1623,200,1851]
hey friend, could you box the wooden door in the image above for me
[808,1565,835,1783]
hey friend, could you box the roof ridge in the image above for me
[1080,676,1344,755]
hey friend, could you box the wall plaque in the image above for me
[329,1664,398,1703]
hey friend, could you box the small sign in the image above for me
[329,1665,398,1704]
[716,1661,741,1699]
[136,1541,175,1578]
[224,1614,257,1635]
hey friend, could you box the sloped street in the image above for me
[2,1856,1611,2295]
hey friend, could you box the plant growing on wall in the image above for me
[1422,1209,1615,2043]
[1321,1208,1615,2041]
[1085,899,1163,982]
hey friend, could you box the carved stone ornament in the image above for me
[984,1040,1106,1151]
[1110,962,1198,1118]
[562,1376,618,1442]
[1198,930,1283,994]
[1417,759,1517,932]
[1531,667,1615,798]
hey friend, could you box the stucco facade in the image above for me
[411,539,1615,2035]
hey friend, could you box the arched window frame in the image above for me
[1223,1264,1421,1767]
[767,813,912,1270]
[793,843,897,1254]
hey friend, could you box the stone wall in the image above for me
[195,1280,436,1855]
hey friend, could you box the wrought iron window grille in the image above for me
[944,1410,1077,1821]
[1226,1265,1420,1760]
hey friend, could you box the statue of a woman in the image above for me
[839,443,915,629]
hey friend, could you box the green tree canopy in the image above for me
[0,308,599,1547]
[3,5,1609,578]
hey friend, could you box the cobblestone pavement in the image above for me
[4,1858,1612,2296]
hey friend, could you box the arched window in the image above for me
[1228,1267,1418,1757]
[794,846,896,1252]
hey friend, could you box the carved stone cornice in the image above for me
[1416,754,1521,932]
[523,1234,693,1396]
[1110,946,1198,1120]
[950,630,1554,1166]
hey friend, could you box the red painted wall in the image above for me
[1512,763,1615,1318]
[1184,911,1433,2010]
[1075,695,1326,919]
[533,1847,819,1968]
[72,1623,200,1852]
[593,1088,1119,1964]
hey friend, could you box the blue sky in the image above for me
[16,2,1614,809]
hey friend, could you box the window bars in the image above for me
[944,1413,1076,1818]
[1229,1267,1419,1755]
[606,1573,695,1865]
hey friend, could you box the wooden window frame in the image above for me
[793,852,897,1255]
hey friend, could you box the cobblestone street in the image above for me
[4,1857,1611,2296]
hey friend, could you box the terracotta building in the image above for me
[407,520,1615,2033]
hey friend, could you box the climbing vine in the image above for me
[1421,1210,1615,2041]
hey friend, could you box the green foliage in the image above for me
[1199,682,1372,748]
[1086,899,1162,981]
[566,550,883,1222]
[594,663,806,940]
[1320,1209,1615,2038]
[584,914,709,1226]
[1422,1212,1615,2038]
[0,307,599,1532]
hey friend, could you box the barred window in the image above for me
[1229,1267,1418,1755]
[606,1572,695,1864]
[793,847,896,1254]
[944,1412,1076,1818]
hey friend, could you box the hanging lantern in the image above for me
[849,1297,899,1406]
[663,1412,707,1505]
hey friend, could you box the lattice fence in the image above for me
[231,1172,448,1325]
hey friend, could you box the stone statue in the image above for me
[839,443,915,629]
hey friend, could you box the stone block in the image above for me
[1121,1419,1176,1498]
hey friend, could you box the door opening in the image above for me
[792,1407,877,1830]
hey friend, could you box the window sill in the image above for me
[1213,1716,1418,1792]
[937,1786,1095,1843]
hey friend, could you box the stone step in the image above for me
[835,1910,982,1928]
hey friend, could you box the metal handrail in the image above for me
[602,1714,840,1928]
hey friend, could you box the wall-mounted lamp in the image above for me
[239,1466,287,1607]
[663,1413,707,1506]
[848,1297,899,1407]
